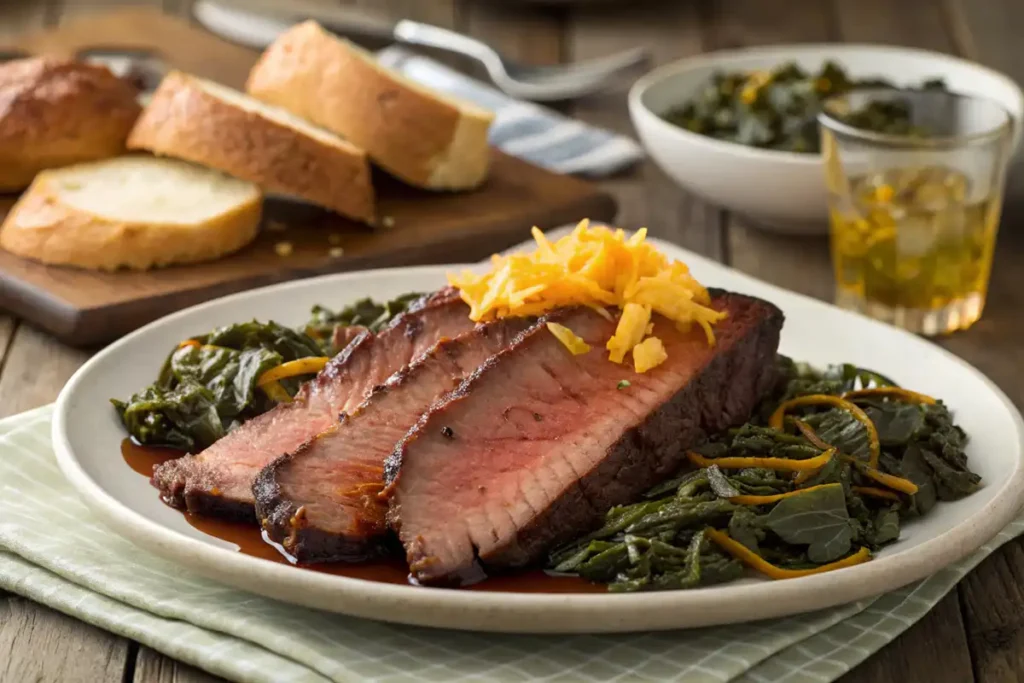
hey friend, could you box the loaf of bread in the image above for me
[0,57,142,192]
[0,155,263,271]
[127,70,375,223]
[246,21,495,191]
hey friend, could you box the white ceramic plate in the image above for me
[53,235,1024,634]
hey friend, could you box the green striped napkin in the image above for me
[1,405,1020,683]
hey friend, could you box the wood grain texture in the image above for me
[568,0,726,260]
[134,647,221,683]
[845,593,976,683]
[0,595,128,683]
[959,538,1024,683]
[0,322,88,418]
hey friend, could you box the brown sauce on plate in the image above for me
[121,439,604,593]
[120,439,181,477]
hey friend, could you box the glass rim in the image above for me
[817,87,1014,150]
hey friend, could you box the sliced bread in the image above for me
[246,21,495,191]
[0,155,262,271]
[127,70,375,223]
[0,57,142,192]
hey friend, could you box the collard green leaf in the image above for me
[922,449,982,500]
[728,506,766,552]
[870,508,901,546]
[114,320,326,450]
[111,380,225,451]
[706,465,741,499]
[662,61,946,154]
[205,321,322,360]
[728,468,793,495]
[803,408,872,461]
[900,444,938,515]
[764,484,853,563]
[305,292,423,348]
[863,401,925,447]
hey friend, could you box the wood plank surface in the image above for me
[0,595,128,683]
[568,0,726,260]
[0,1,1022,682]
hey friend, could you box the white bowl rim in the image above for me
[628,42,1024,167]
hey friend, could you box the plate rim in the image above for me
[52,251,1024,634]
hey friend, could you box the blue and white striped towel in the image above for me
[377,46,644,177]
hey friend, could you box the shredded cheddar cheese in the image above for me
[448,220,726,371]
[546,322,591,355]
[633,336,667,373]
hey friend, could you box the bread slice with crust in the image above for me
[0,57,142,192]
[0,155,262,271]
[246,21,495,191]
[128,70,375,224]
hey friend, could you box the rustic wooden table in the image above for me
[1,0,1022,681]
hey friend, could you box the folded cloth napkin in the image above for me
[375,46,645,177]
[2,410,1022,682]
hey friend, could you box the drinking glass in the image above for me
[819,89,1012,335]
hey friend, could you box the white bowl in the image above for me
[628,44,1024,235]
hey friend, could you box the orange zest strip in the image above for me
[792,418,833,451]
[793,468,819,485]
[729,483,839,505]
[706,528,872,579]
[843,387,937,405]
[260,380,293,403]
[852,486,901,501]
[841,456,919,495]
[257,357,330,387]
[769,394,881,468]
[687,448,835,472]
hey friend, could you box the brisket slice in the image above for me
[253,314,537,562]
[384,290,783,586]
[152,287,475,522]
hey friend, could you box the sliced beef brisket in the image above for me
[152,287,475,522]
[384,290,783,585]
[253,315,537,562]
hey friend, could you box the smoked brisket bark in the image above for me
[385,291,784,585]
[152,288,475,522]
[253,315,537,562]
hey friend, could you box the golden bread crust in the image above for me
[0,57,141,191]
[246,21,493,190]
[128,70,375,223]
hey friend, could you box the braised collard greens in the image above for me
[662,61,945,153]
[112,293,422,451]
[548,356,980,592]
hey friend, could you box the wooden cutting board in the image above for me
[0,8,618,347]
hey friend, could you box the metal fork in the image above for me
[193,0,650,101]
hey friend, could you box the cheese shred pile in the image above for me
[447,220,727,373]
